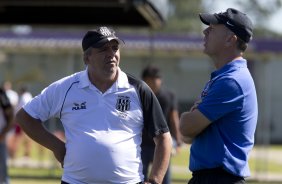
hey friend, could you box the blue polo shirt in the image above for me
[190,58,258,177]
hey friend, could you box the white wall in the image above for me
[253,56,282,143]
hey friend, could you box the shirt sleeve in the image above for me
[198,77,244,122]
[141,82,169,138]
[23,82,64,122]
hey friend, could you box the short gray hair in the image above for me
[83,47,93,62]
[236,37,248,52]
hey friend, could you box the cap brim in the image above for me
[199,13,220,25]
[107,37,125,45]
[91,37,125,48]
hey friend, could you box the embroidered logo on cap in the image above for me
[99,27,112,36]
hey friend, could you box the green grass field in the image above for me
[8,144,282,184]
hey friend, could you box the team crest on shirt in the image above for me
[116,95,130,112]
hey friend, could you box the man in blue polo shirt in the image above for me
[180,8,258,184]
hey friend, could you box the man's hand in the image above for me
[189,99,202,112]
[52,142,66,168]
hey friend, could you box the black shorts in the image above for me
[188,167,245,184]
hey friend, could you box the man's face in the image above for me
[202,24,232,56]
[143,77,162,93]
[85,40,120,80]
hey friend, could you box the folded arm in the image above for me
[179,109,211,143]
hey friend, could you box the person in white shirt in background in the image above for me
[2,81,19,109]
[7,85,33,165]
[2,81,19,161]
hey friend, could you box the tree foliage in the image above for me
[158,0,282,37]
[156,0,204,34]
[233,0,282,37]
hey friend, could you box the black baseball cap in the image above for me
[199,8,253,43]
[82,26,124,51]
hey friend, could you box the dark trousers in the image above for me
[188,167,245,184]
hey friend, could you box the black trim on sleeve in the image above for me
[127,73,169,139]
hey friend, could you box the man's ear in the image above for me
[83,54,89,65]
[225,33,237,47]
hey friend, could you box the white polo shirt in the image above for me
[24,68,145,184]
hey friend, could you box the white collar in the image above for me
[78,67,130,91]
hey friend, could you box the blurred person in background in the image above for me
[7,85,33,164]
[141,65,182,184]
[0,87,14,184]
[179,8,258,184]
[2,81,19,165]
[15,26,172,184]
[2,81,18,109]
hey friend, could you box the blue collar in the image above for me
[211,58,247,79]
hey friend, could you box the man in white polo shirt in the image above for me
[16,26,172,184]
